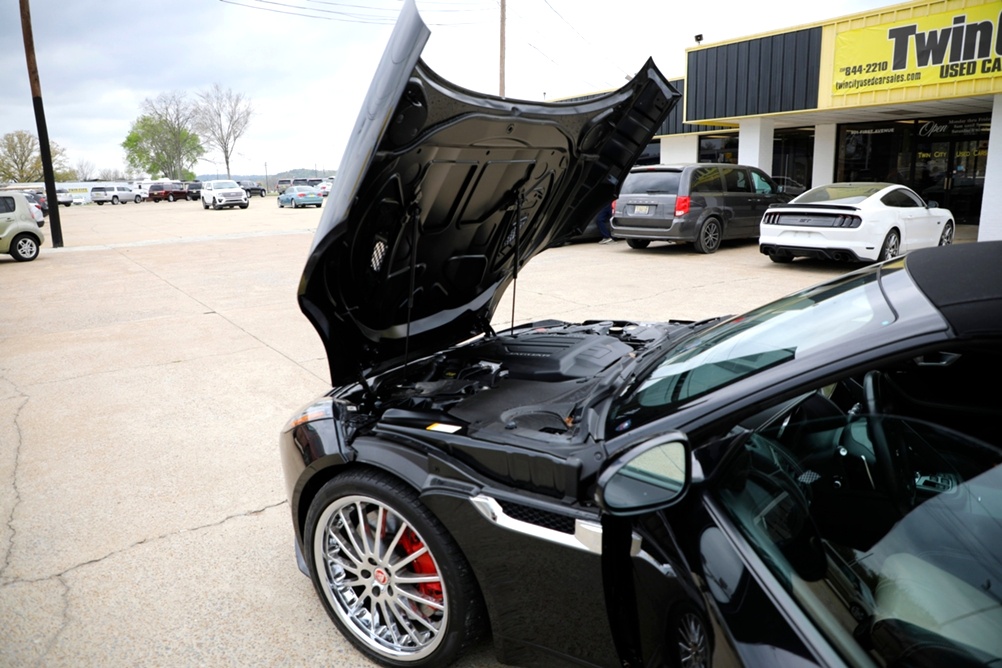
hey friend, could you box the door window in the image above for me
[750,170,778,195]
[720,167,751,193]
[880,188,923,208]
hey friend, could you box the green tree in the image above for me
[0,130,69,183]
[122,91,203,179]
[194,84,253,179]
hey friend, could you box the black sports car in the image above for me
[280,3,1002,667]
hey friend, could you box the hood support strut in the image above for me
[403,201,422,371]
[509,189,525,335]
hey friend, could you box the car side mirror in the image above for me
[926,200,939,208]
[596,433,690,516]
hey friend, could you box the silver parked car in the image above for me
[90,185,137,205]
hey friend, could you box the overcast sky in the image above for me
[2,0,894,180]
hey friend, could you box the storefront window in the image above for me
[698,134,739,163]
[836,114,989,225]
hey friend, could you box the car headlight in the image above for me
[282,396,335,432]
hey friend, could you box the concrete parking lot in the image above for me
[0,199,974,666]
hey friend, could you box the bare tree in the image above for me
[97,167,127,181]
[194,84,252,179]
[75,158,95,181]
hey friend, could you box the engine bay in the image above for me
[339,320,687,441]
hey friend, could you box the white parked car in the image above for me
[759,182,955,263]
[200,180,249,210]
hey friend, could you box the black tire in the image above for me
[693,219,722,254]
[239,203,248,209]
[135,195,142,203]
[112,196,120,205]
[305,469,484,667]
[259,190,265,197]
[96,201,104,206]
[293,201,300,209]
[202,199,209,210]
[62,203,71,208]
[668,606,710,668]
[277,198,283,208]
[212,198,220,211]
[878,229,900,262]
[627,239,650,249]
[10,234,40,262]
[167,194,175,202]
[938,221,954,246]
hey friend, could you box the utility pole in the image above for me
[499,0,506,97]
[19,0,63,247]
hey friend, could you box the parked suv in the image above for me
[184,182,202,201]
[276,178,293,194]
[239,180,266,197]
[610,163,790,253]
[148,182,187,202]
[0,191,45,261]
[201,180,249,210]
[91,185,137,205]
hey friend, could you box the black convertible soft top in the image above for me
[906,241,1002,337]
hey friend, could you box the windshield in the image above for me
[608,268,899,432]
[215,181,239,189]
[621,170,680,195]
[794,183,886,205]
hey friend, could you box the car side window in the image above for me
[880,188,922,208]
[721,167,751,193]
[0,196,14,214]
[689,167,722,194]
[750,169,778,195]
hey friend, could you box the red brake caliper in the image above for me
[398,529,443,602]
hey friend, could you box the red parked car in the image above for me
[148,182,188,202]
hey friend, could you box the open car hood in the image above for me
[299,0,679,385]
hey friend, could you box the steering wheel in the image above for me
[863,371,915,513]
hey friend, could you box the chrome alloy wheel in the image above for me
[313,494,448,661]
[677,611,709,668]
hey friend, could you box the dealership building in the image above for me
[645,0,1001,241]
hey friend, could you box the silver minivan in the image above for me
[611,163,791,253]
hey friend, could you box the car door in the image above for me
[719,166,757,238]
[597,433,827,667]
[880,187,940,251]
[0,195,18,247]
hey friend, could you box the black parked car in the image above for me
[239,180,266,197]
[280,3,1002,667]
[184,181,202,201]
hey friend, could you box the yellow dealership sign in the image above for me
[832,4,1002,95]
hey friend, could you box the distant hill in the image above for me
[195,169,336,190]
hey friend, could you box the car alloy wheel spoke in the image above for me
[387,599,429,645]
[395,582,445,611]
[390,596,439,637]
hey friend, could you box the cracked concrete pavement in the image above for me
[0,199,976,666]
